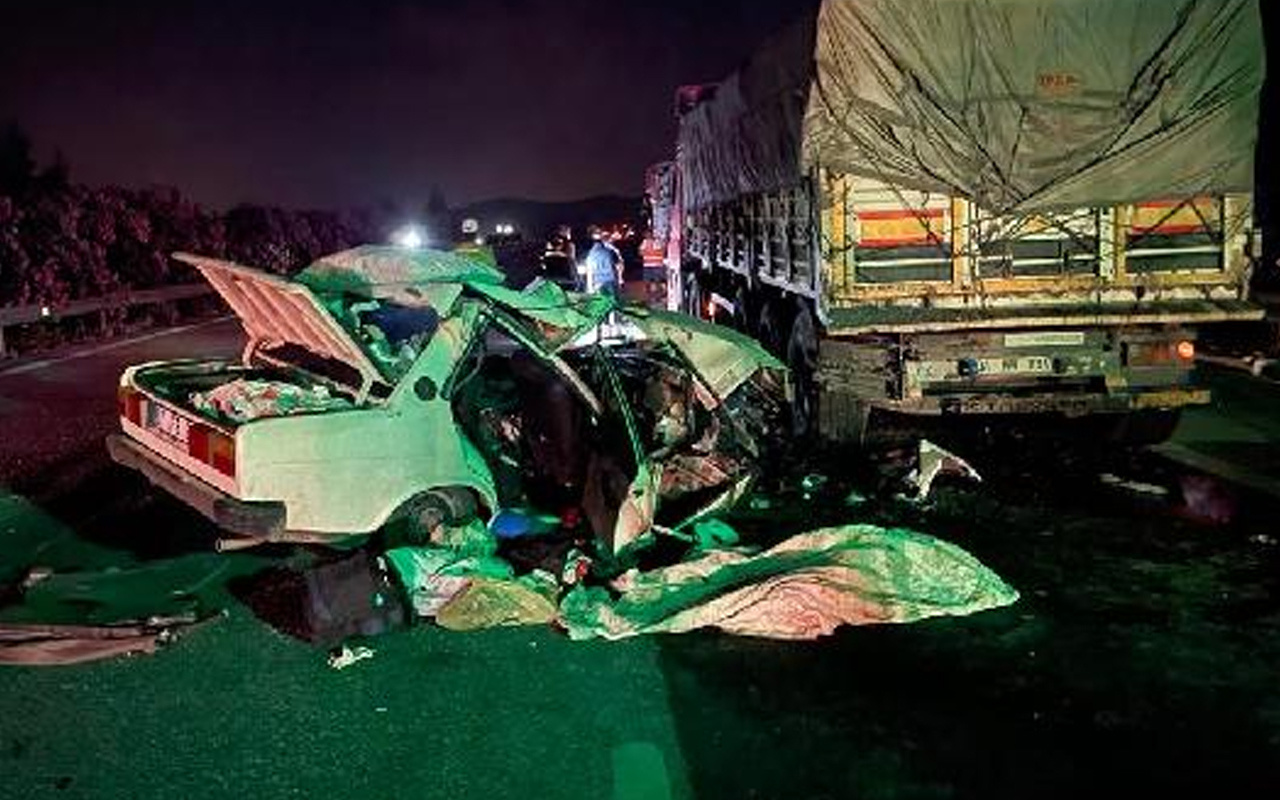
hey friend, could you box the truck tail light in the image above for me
[1126,340,1195,367]
[118,385,143,425]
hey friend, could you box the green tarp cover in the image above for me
[559,524,1018,640]
[679,0,1263,213]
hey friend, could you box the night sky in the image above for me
[0,0,806,211]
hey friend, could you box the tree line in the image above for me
[0,124,377,308]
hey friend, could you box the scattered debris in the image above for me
[1249,534,1276,546]
[327,645,375,670]
[0,614,208,666]
[1174,474,1236,524]
[20,566,53,590]
[435,573,559,631]
[800,473,829,495]
[905,440,982,501]
[844,489,869,508]
[690,518,740,549]
[1098,472,1170,498]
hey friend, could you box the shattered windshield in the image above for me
[315,293,442,383]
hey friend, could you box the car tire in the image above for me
[395,487,480,546]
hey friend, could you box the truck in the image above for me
[653,0,1266,443]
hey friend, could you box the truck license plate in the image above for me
[973,356,1053,375]
[145,401,192,447]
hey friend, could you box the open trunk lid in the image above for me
[175,253,388,401]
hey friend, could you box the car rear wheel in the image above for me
[389,487,480,547]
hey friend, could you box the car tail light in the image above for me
[188,424,210,461]
[186,422,235,477]
[208,429,236,477]
[118,385,143,425]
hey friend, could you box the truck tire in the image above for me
[732,286,751,333]
[787,306,819,439]
[756,300,787,357]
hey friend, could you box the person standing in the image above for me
[585,225,624,298]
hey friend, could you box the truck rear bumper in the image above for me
[874,387,1210,416]
[106,433,285,538]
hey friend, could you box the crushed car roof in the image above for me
[296,245,506,297]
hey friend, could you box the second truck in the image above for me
[646,0,1266,443]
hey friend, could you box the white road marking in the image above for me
[0,317,235,377]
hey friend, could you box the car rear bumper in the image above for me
[106,433,285,538]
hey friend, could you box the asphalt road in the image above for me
[1,320,1278,799]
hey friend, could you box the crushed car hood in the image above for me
[625,308,784,399]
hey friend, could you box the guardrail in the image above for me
[0,283,215,357]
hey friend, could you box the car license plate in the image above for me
[145,400,192,447]
[973,356,1053,375]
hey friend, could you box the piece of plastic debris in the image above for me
[905,440,981,501]
[434,576,558,631]
[489,508,562,540]
[1099,473,1169,497]
[691,518,740,549]
[1175,474,1235,524]
[844,489,869,507]
[800,474,829,493]
[561,550,593,586]
[328,645,375,670]
[20,566,54,590]
[748,496,772,511]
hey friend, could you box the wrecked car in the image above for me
[106,246,784,556]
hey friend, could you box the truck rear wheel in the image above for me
[731,286,751,333]
[787,306,819,439]
[756,301,786,356]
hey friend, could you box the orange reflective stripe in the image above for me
[857,208,947,247]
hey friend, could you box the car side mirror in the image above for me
[414,376,438,401]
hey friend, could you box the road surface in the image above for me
[1,320,1277,799]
